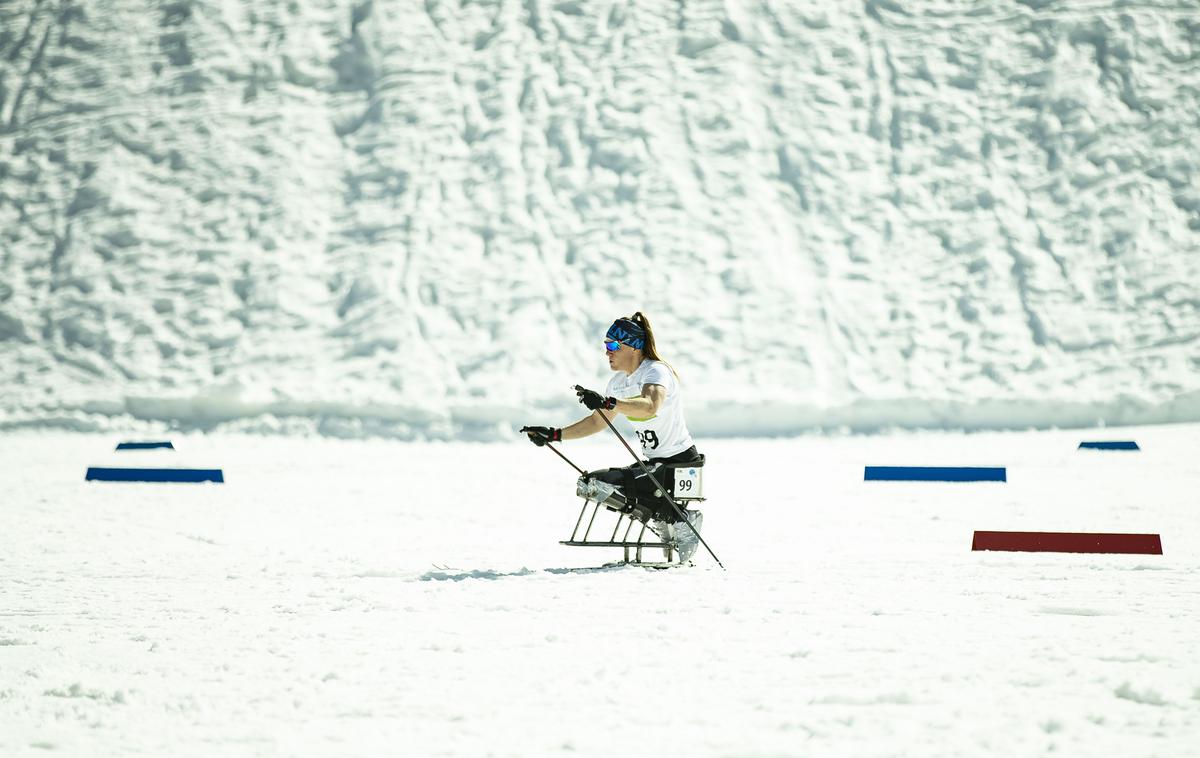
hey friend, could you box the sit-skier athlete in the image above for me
[522,312,705,561]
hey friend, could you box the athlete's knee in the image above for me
[589,468,624,486]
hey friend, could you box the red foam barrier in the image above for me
[971,531,1162,555]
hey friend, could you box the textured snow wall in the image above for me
[1,0,1198,438]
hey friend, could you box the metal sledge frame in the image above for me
[560,491,706,565]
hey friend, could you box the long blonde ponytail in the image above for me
[630,312,679,380]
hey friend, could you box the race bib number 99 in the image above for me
[636,430,659,450]
[674,467,702,498]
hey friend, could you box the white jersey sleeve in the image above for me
[639,362,673,390]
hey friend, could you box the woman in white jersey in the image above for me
[522,312,703,556]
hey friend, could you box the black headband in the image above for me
[606,318,646,348]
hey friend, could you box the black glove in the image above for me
[574,385,617,411]
[520,426,562,447]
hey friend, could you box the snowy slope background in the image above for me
[2,0,1199,438]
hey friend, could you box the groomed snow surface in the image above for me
[2,425,1198,756]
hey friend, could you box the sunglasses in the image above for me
[604,340,622,353]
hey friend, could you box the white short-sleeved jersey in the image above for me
[604,359,695,458]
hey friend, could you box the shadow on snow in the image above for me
[418,565,635,582]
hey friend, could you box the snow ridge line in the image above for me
[2,390,1198,438]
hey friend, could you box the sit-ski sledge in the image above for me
[563,456,707,567]
[523,395,724,569]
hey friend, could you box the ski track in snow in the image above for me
[1,1,1199,437]
[1,426,1198,755]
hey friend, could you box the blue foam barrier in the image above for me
[864,466,1006,482]
[1078,441,1139,451]
[115,441,175,451]
[86,467,224,483]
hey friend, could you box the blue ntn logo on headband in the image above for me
[606,319,645,350]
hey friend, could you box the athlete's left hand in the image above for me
[575,385,617,411]
[520,426,561,447]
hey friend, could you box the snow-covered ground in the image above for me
[2,425,1198,756]
[2,1,1199,437]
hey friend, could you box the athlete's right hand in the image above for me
[520,426,562,447]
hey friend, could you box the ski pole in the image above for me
[519,429,588,477]
[592,406,725,569]
[544,442,587,477]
